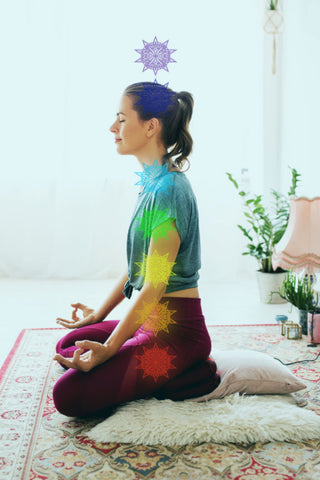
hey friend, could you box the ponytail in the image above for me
[123,82,194,170]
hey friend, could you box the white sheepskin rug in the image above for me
[86,393,320,446]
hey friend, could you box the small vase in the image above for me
[296,309,308,335]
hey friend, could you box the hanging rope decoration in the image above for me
[264,0,284,75]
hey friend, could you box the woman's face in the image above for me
[109,95,152,156]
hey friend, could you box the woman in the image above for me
[53,82,220,417]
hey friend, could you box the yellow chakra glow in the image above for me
[135,250,176,288]
[135,300,177,335]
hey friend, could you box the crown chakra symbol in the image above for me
[135,36,177,77]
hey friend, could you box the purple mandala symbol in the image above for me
[134,80,177,117]
[135,36,177,76]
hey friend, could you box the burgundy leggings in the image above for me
[53,297,220,417]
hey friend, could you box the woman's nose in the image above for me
[109,121,117,133]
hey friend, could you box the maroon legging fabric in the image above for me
[53,297,220,417]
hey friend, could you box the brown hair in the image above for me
[123,82,194,170]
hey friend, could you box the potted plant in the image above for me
[226,166,301,303]
[268,0,278,10]
[264,0,284,75]
[271,271,319,334]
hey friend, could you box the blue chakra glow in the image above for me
[134,80,177,117]
[134,159,176,195]
[135,36,177,76]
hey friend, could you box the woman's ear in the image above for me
[146,117,161,138]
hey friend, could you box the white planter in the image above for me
[256,271,287,304]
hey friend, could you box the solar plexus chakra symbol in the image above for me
[135,343,176,382]
[135,206,177,242]
[135,250,176,288]
[134,159,176,196]
[134,36,177,76]
[135,300,177,335]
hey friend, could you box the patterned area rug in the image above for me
[1,325,320,479]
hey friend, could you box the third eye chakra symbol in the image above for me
[135,36,177,77]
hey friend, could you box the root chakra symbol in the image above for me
[135,344,176,382]
[135,300,177,335]
[134,36,177,76]
[135,250,176,288]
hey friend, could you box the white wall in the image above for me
[1,0,317,282]
[280,0,320,199]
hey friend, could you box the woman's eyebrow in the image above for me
[116,112,126,116]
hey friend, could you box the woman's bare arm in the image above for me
[54,220,180,371]
[104,220,181,353]
[94,270,129,321]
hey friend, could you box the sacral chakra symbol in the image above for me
[135,300,177,335]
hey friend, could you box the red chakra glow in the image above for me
[135,344,176,382]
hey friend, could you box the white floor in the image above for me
[0,275,294,369]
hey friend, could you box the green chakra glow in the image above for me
[135,207,176,243]
[152,219,177,243]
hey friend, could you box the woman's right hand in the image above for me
[56,302,100,329]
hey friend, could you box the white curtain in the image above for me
[0,0,269,280]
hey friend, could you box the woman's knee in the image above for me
[53,374,84,417]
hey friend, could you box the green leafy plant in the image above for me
[269,0,278,10]
[271,271,319,311]
[226,166,301,273]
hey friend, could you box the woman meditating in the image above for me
[53,82,220,417]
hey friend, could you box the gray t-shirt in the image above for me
[123,170,201,299]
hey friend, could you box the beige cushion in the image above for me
[189,349,306,401]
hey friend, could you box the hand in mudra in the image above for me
[56,302,98,329]
[54,340,114,372]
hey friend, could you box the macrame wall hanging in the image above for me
[264,0,284,75]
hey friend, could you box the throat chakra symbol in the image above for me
[135,343,176,382]
[135,250,176,288]
[135,36,177,77]
[135,300,177,335]
[134,160,176,196]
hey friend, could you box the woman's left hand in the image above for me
[53,340,115,372]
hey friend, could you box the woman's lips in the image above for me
[115,139,122,143]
